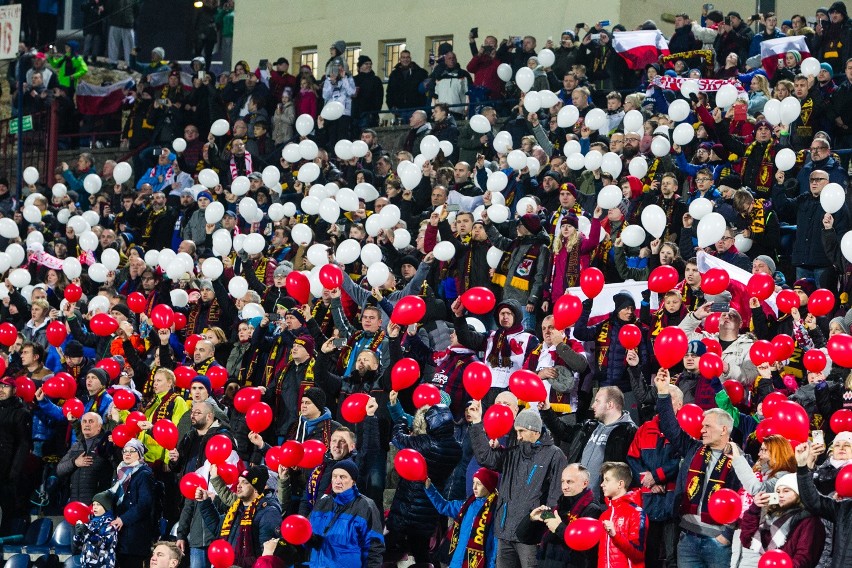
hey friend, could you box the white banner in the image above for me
[0,5,21,61]
[566,280,652,318]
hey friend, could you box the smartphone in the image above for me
[710,302,730,313]
[751,13,760,20]
[333,338,347,348]
[198,70,205,81]
[540,510,557,520]
[704,3,714,10]
[768,492,780,505]
[599,20,611,27]
[446,204,460,212]
[259,58,268,69]
[407,324,418,335]
[812,430,824,445]
[576,22,586,29]
[734,105,747,121]
[470,27,479,39]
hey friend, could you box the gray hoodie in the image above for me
[581,411,636,498]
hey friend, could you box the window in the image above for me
[381,40,406,79]
[296,48,319,79]
[428,35,454,59]
[345,44,362,74]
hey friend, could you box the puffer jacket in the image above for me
[388,405,462,535]
[56,431,118,503]
[307,486,384,568]
[598,490,647,568]
[627,416,680,522]
[469,422,567,542]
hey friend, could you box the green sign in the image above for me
[9,115,32,134]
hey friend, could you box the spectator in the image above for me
[73,490,119,568]
[110,438,157,568]
[105,0,136,66]
[57,412,117,503]
[0,376,31,534]
[352,55,384,132]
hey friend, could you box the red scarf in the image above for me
[447,491,497,568]
[486,323,524,368]
[682,446,734,524]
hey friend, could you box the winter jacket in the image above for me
[181,208,210,245]
[113,463,157,555]
[679,312,755,383]
[388,405,462,535]
[0,396,30,483]
[798,465,852,568]
[73,513,118,568]
[627,415,681,521]
[485,222,550,305]
[322,76,356,116]
[32,395,68,456]
[469,423,567,542]
[598,491,647,568]
[425,484,498,568]
[795,155,848,196]
[386,62,429,110]
[22,319,49,349]
[307,486,384,568]
[57,431,118,504]
[352,70,384,118]
[47,53,88,90]
[738,502,825,568]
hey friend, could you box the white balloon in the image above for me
[354,182,379,202]
[622,110,643,133]
[584,108,606,131]
[584,151,603,171]
[232,233,246,253]
[158,248,176,270]
[172,138,187,153]
[299,139,319,161]
[439,140,453,158]
[291,223,313,246]
[697,212,726,248]
[228,176,248,197]
[198,169,219,188]
[295,114,314,136]
[507,150,528,171]
[566,153,585,170]
[52,183,67,198]
[143,250,159,268]
[380,204,401,228]
[775,147,797,172]
[0,252,10,273]
[101,248,120,271]
[668,99,691,122]
[202,257,224,279]
[621,225,646,248]
[650,136,671,157]
[81,210,100,228]
[210,119,230,136]
[689,197,714,221]
[399,166,423,191]
[241,302,264,319]
[433,241,455,261]
[334,139,353,160]
[628,156,648,178]
[250,208,264,224]
[23,167,39,185]
[335,187,359,212]
[68,215,89,235]
[527,157,541,176]
[321,100,345,120]
[487,246,504,269]
[243,233,266,255]
[166,258,186,280]
[557,105,580,128]
[26,231,43,246]
[282,143,302,163]
[497,63,512,82]
[715,84,738,108]
[113,161,133,185]
[600,152,622,177]
[350,140,369,158]
[238,197,258,220]
[212,229,232,256]
[515,196,535,215]
[300,195,321,215]
[487,204,510,224]
[56,208,70,224]
[306,244,329,267]
[673,123,695,145]
[228,276,249,298]
[680,79,700,98]
[365,213,384,237]
[87,295,110,314]
[78,230,98,252]
[470,114,491,134]
[282,202,297,217]
[735,234,753,253]
[308,184,328,200]
[8,268,30,288]
[780,96,802,125]
[360,243,383,267]
[23,205,41,224]
[493,131,513,153]
[318,198,340,224]
[6,244,24,268]
[597,185,622,209]
[336,239,361,264]
[515,67,534,92]
[420,135,440,160]
[523,91,541,113]
[89,262,109,283]
[537,48,555,68]
[83,174,102,195]
[170,289,189,308]
[205,201,225,224]
[298,162,320,183]
[841,232,852,264]
[366,262,390,287]
[393,228,411,250]
[539,89,559,109]
[641,204,667,239]
[265,203,284,222]
[800,57,820,78]
[763,98,782,126]
[262,165,280,189]
[487,171,509,192]
[821,183,846,214]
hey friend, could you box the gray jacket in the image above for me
[485,222,550,305]
[181,208,209,244]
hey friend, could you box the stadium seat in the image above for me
[2,517,53,555]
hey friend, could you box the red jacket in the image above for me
[598,490,646,568]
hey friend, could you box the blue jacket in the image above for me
[38,389,112,444]
[307,487,384,568]
[425,484,497,568]
[32,396,68,456]
[114,464,157,554]
[136,163,174,192]
[795,155,849,196]
[626,416,681,521]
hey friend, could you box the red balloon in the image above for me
[579,267,605,299]
[708,488,742,524]
[43,375,71,399]
[280,440,305,468]
[173,313,187,331]
[90,313,118,336]
[747,273,775,301]
[126,292,146,314]
[412,384,441,408]
[772,400,810,442]
[340,393,370,424]
[762,392,788,418]
[14,376,35,403]
[828,334,852,368]
[152,419,179,450]
[150,304,175,330]
[776,289,800,314]
[803,349,827,373]
[648,265,679,294]
[62,398,84,419]
[553,294,582,330]
[285,272,311,304]
[206,366,228,390]
[808,289,835,317]
[771,334,795,362]
[319,264,343,289]
[96,358,121,380]
[391,358,420,391]
[174,366,195,389]
[836,464,852,498]
[563,517,605,551]
[217,462,239,485]
[461,286,497,315]
[508,369,547,402]
[264,445,285,471]
[298,439,326,469]
[702,312,721,334]
[392,296,427,325]
[749,340,775,365]
[0,323,15,347]
[483,404,515,439]
[112,389,136,410]
[759,550,794,568]
[831,409,852,434]
[654,327,688,369]
[46,321,67,347]
[755,417,779,442]
[699,353,724,379]
[205,434,233,465]
[246,402,273,433]
[394,448,428,481]
[184,334,204,359]
[179,472,208,500]
[63,501,91,525]
[702,338,722,356]
[723,380,745,405]
[111,424,136,448]
[463,362,492,400]
[618,324,642,349]
[701,268,730,296]
[234,387,262,414]
[677,403,704,439]
[0,357,7,377]
[125,411,146,430]
[207,539,234,568]
[281,515,313,545]
[64,283,83,303]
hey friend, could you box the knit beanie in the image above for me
[612,291,636,313]
[241,465,269,493]
[754,255,776,274]
[787,50,802,65]
[514,409,542,433]
[560,214,579,229]
[333,459,359,481]
[775,473,799,495]
[152,47,165,60]
[473,467,499,493]
[88,368,110,386]
[124,439,146,460]
[303,387,326,411]
[92,490,114,512]
[293,334,315,358]
[519,214,542,234]
[190,375,212,396]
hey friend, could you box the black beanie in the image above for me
[303,387,326,411]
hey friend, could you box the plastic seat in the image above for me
[2,554,30,568]
[64,555,82,568]
[2,517,53,555]
[30,519,73,556]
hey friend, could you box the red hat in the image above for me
[0,377,15,387]
[519,213,542,234]
[473,467,499,493]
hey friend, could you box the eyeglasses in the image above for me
[810,146,827,152]
[810,177,828,182]
[121,449,138,455]
[720,236,734,241]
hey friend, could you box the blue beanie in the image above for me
[196,191,213,202]
[191,375,212,395]
[664,69,678,77]
[821,62,834,75]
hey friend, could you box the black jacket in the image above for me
[545,408,637,465]
[386,62,428,110]
[352,70,384,117]
[798,465,852,568]
[0,396,30,483]
[57,431,118,504]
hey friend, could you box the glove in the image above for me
[641,289,651,303]
[74,522,87,537]
[582,298,593,311]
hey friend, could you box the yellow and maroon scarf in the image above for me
[447,491,497,568]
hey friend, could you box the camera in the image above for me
[483,45,494,53]
[513,37,523,48]
[768,493,780,506]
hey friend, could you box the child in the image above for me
[73,490,118,568]
[599,462,646,568]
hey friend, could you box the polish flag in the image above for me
[75,80,134,116]
[612,30,670,70]
[760,36,810,78]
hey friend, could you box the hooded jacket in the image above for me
[485,222,550,305]
[797,464,852,568]
[307,486,384,568]
[598,490,647,568]
[627,415,680,521]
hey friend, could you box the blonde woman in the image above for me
[542,207,602,313]
[135,368,189,467]
[748,74,771,116]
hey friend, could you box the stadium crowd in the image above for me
[7,2,852,568]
